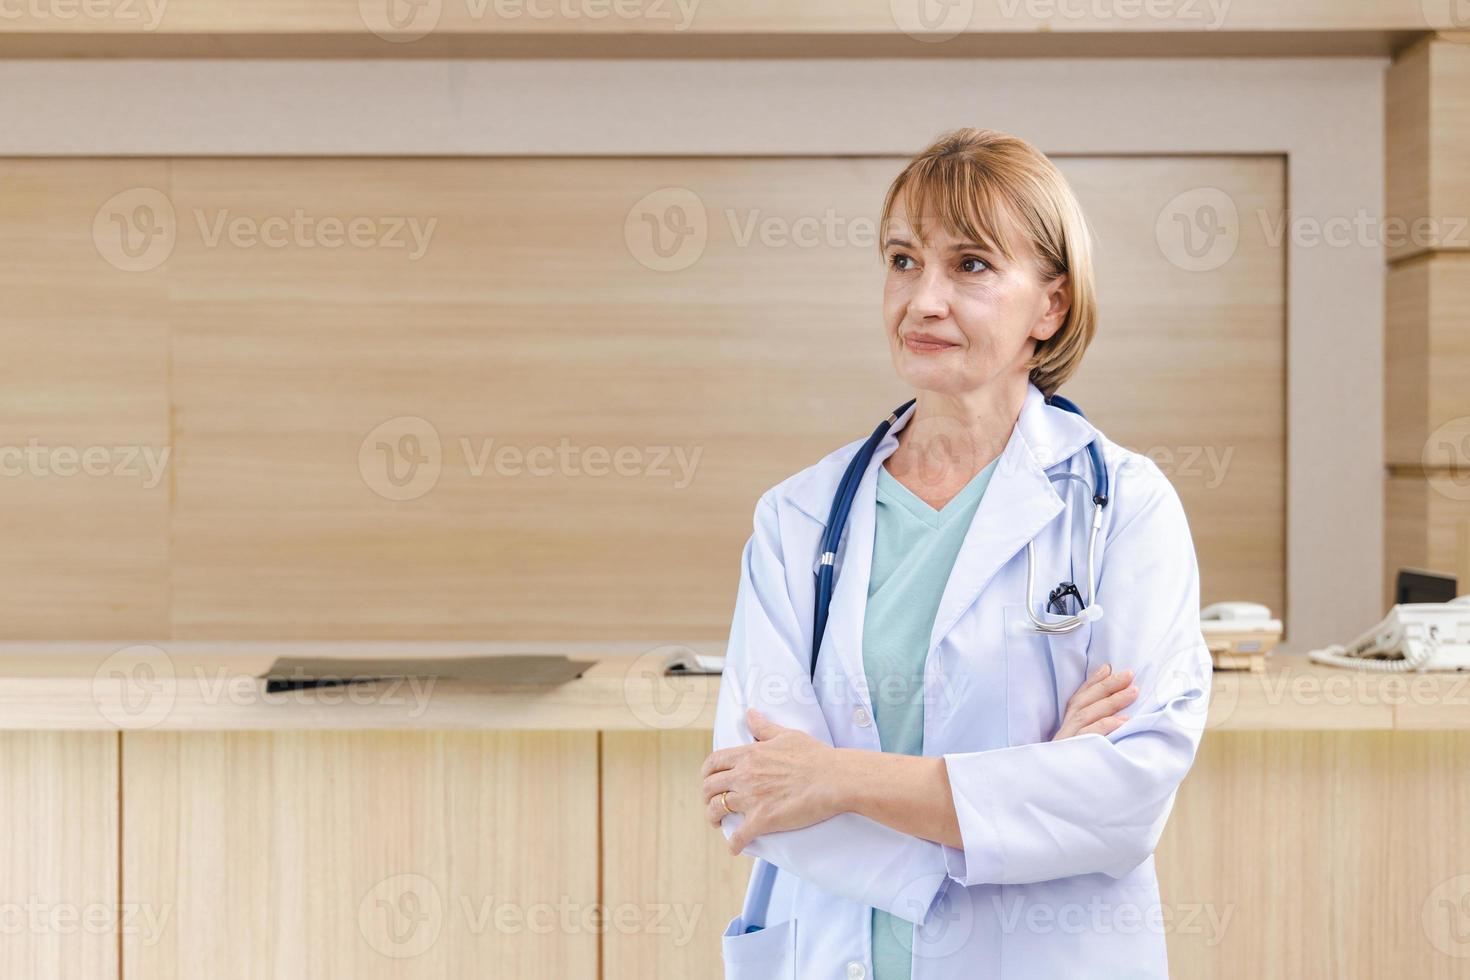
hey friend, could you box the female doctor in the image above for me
[699,128,1212,980]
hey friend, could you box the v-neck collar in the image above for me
[876,456,999,529]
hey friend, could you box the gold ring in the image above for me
[720,791,734,814]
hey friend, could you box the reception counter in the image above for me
[1,644,1467,979]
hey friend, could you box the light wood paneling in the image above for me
[160,156,1283,638]
[0,156,1285,639]
[0,732,118,980]
[1386,38,1470,263]
[122,730,598,979]
[1385,473,1470,604]
[1386,253,1470,465]
[0,0,1449,37]
[1159,731,1470,980]
[0,160,171,640]
[601,730,752,980]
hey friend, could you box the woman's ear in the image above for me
[1031,274,1071,343]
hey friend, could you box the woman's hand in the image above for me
[700,708,842,856]
[1053,664,1138,741]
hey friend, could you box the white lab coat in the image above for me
[714,382,1212,980]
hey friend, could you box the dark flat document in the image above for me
[261,654,595,693]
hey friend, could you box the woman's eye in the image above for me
[959,255,990,274]
[889,253,914,272]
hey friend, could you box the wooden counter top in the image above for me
[0,643,1465,732]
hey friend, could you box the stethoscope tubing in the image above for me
[812,393,1107,676]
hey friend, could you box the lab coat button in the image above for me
[846,962,867,980]
[853,707,872,728]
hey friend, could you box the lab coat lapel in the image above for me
[925,391,1069,656]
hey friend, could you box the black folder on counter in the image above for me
[260,654,596,693]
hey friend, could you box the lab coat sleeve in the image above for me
[940,459,1212,886]
[713,490,950,926]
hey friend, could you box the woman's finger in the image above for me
[701,769,736,803]
[1078,714,1130,738]
[706,790,740,826]
[1070,684,1139,731]
[1065,666,1132,714]
[1064,665,1122,710]
[699,745,747,778]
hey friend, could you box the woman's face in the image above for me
[882,200,1069,401]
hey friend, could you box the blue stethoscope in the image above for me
[810,394,1110,679]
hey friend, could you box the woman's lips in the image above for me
[904,333,959,353]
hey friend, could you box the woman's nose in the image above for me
[909,269,951,317]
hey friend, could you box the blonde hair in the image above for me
[877,128,1097,397]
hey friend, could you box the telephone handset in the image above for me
[1308,596,1470,672]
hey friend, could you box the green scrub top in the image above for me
[864,456,999,980]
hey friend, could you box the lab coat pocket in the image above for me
[1002,604,1092,745]
[721,915,796,979]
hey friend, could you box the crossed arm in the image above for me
[701,665,1140,854]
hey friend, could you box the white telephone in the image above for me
[1308,596,1470,672]
[1202,601,1275,624]
[1200,602,1283,663]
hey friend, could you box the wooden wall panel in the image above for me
[601,730,751,980]
[1385,473,1470,605]
[1386,39,1470,263]
[1385,36,1470,602]
[1159,732,1470,980]
[0,0,1447,37]
[121,731,599,980]
[1386,253,1470,465]
[163,156,1284,638]
[0,156,1286,639]
[0,732,118,980]
[0,160,171,640]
